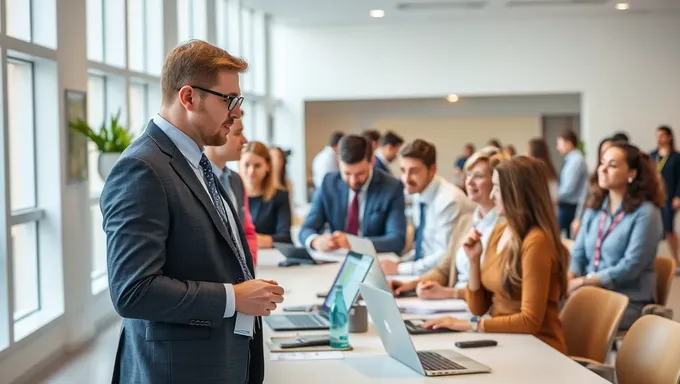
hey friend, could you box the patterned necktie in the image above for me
[346,189,360,235]
[414,202,426,260]
[199,154,252,280]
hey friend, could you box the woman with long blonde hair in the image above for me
[241,141,292,248]
[423,156,569,354]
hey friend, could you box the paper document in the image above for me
[397,299,469,314]
[270,351,344,361]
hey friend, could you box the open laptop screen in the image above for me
[320,251,374,313]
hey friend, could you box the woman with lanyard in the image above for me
[650,126,680,265]
[568,142,665,330]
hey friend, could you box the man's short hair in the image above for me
[380,131,404,147]
[161,39,248,104]
[361,129,381,145]
[329,131,344,147]
[559,129,579,146]
[338,135,372,164]
[400,139,436,168]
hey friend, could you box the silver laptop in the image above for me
[264,252,374,331]
[359,283,492,377]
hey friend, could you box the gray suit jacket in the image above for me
[219,169,246,221]
[101,121,264,384]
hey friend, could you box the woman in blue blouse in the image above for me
[240,142,292,247]
[650,126,680,263]
[568,143,665,329]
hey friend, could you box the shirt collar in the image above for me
[375,151,388,165]
[600,195,624,216]
[211,161,226,177]
[416,175,440,202]
[153,114,203,168]
[473,206,498,225]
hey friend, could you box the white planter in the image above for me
[98,152,122,180]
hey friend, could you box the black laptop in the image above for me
[273,242,339,266]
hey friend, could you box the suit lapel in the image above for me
[337,175,349,231]
[364,171,382,224]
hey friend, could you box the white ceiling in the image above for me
[243,0,680,26]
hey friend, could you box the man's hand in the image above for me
[673,197,680,211]
[380,260,401,276]
[567,277,584,296]
[416,281,453,300]
[233,279,285,316]
[332,231,351,250]
[311,234,339,252]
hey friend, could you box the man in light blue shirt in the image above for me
[556,129,589,238]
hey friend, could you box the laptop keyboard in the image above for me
[286,315,327,328]
[418,351,466,371]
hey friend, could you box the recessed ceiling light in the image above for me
[446,94,459,103]
[615,3,630,10]
[370,9,385,18]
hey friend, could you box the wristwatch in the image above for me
[470,316,480,332]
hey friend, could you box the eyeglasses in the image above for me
[189,85,244,111]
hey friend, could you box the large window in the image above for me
[5,0,57,48]
[177,0,208,43]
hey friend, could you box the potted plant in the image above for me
[69,109,134,180]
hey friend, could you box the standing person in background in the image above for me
[422,156,569,354]
[453,143,475,189]
[102,40,283,384]
[556,129,589,239]
[650,125,680,263]
[204,116,258,266]
[380,139,475,276]
[242,142,293,247]
[571,137,613,238]
[312,131,344,188]
[487,138,502,149]
[503,145,517,158]
[528,138,559,210]
[373,131,404,176]
[362,129,381,153]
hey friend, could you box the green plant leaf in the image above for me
[68,108,135,153]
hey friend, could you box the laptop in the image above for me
[359,283,492,377]
[273,242,338,266]
[264,251,374,331]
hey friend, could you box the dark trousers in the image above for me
[558,202,578,239]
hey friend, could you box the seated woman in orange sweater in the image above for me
[423,156,569,353]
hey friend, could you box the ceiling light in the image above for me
[615,3,630,10]
[369,9,385,18]
[446,94,459,103]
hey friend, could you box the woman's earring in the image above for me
[628,177,633,184]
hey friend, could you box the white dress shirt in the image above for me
[454,206,500,288]
[398,176,476,276]
[153,114,243,318]
[305,171,373,249]
[312,146,339,188]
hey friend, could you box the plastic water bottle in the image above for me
[329,285,349,348]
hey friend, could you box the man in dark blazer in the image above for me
[101,40,284,384]
[204,116,259,264]
[299,135,406,254]
[373,130,404,176]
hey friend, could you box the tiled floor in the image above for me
[28,243,680,384]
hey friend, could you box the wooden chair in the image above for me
[560,286,628,365]
[588,315,680,383]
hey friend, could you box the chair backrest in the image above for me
[559,286,629,363]
[654,257,675,306]
[617,315,680,384]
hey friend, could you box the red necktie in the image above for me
[346,190,360,235]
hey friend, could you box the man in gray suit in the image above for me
[204,116,259,263]
[101,40,284,384]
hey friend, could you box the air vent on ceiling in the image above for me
[396,1,489,11]
[506,0,608,7]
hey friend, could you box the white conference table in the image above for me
[256,249,608,384]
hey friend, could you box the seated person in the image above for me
[299,135,406,254]
[204,117,258,264]
[380,139,476,276]
[241,141,292,248]
[421,156,569,354]
[568,143,664,330]
[390,150,503,298]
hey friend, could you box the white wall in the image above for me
[271,15,680,206]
